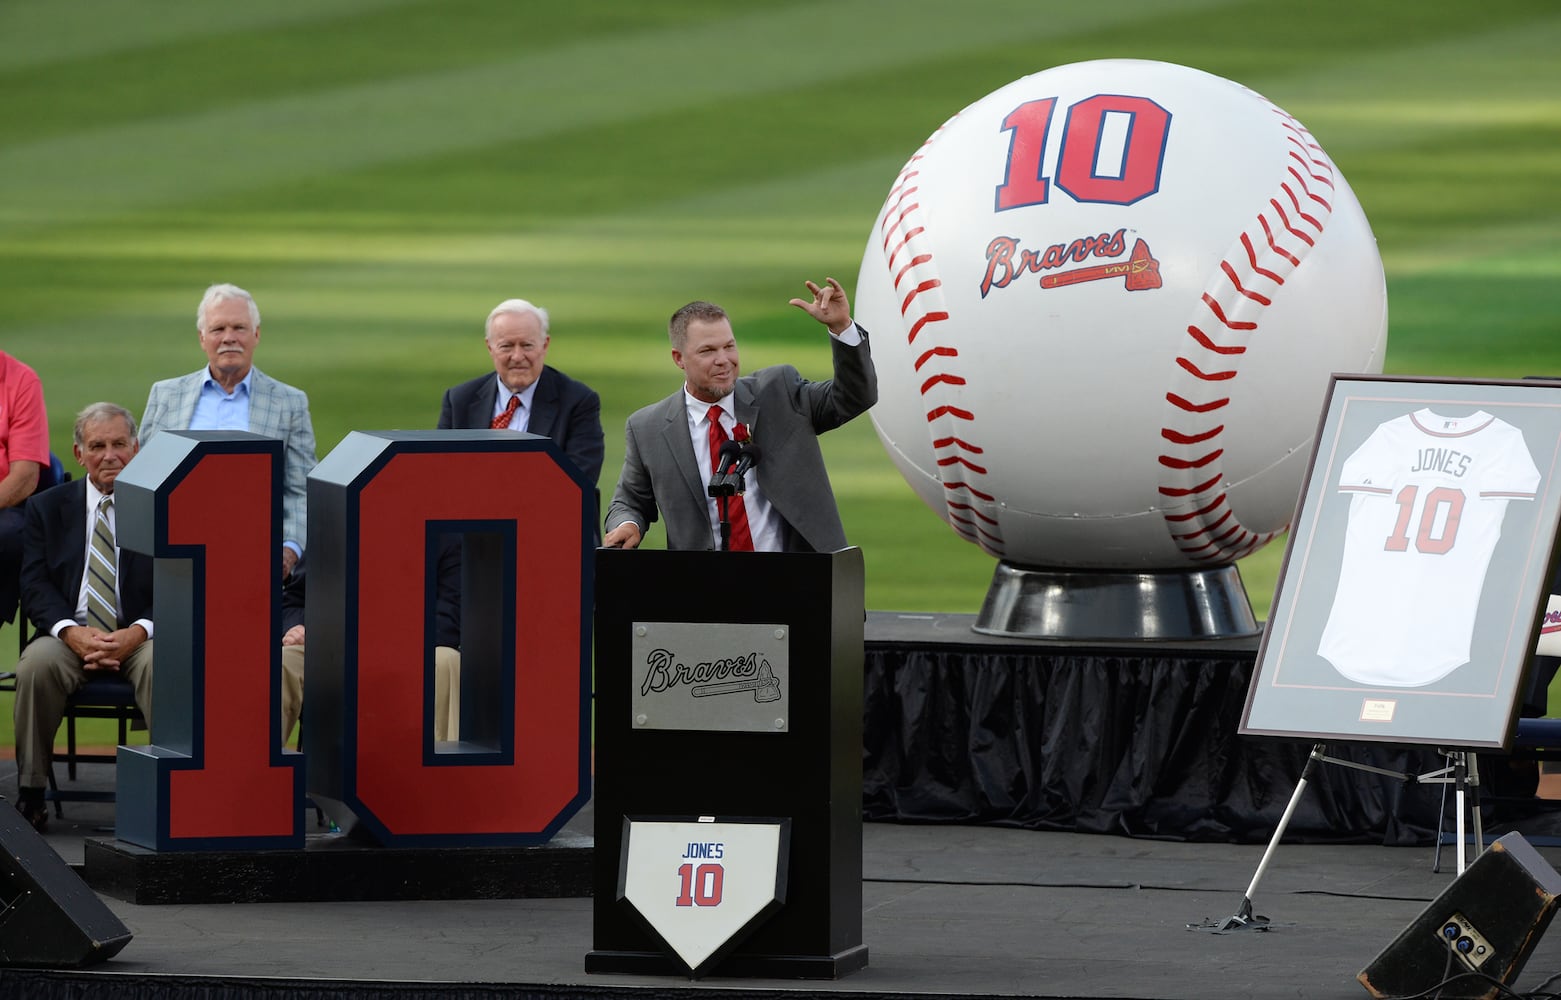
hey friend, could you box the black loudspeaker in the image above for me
[0,805,132,966]
[1359,832,1561,1000]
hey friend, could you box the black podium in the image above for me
[586,547,867,979]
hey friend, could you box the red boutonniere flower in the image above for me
[733,422,751,444]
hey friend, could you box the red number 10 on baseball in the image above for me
[996,94,1171,210]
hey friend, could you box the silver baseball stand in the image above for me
[1211,743,1482,931]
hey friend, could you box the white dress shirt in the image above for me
[54,478,154,639]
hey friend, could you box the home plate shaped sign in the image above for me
[618,816,790,977]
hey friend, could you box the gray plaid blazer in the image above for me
[140,365,318,551]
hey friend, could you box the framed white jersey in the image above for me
[1317,409,1540,686]
[1243,376,1561,750]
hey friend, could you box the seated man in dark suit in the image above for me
[12,402,153,831]
[277,541,462,747]
[438,298,605,486]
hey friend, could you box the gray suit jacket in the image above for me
[605,331,876,552]
[140,365,318,551]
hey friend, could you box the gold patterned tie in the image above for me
[85,496,119,632]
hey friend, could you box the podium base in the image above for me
[974,561,1259,641]
[584,944,868,980]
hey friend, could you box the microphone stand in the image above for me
[708,462,739,552]
[709,440,756,552]
[716,493,733,551]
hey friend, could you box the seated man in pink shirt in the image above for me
[0,350,50,625]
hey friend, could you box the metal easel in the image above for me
[1216,742,1482,930]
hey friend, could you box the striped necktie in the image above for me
[86,495,119,632]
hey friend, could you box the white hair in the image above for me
[485,299,549,340]
[197,283,261,331]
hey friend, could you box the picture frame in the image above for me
[1240,375,1561,749]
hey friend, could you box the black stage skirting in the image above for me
[861,611,1461,846]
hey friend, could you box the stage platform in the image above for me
[6,610,1561,998]
[8,757,1561,1000]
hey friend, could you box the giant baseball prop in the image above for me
[855,60,1388,570]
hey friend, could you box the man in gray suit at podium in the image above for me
[603,277,876,553]
[140,283,318,578]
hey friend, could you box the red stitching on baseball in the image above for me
[946,500,998,525]
[1280,181,1323,230]
[1286,167,1332,213]
[1287,150,1335,191]
[943,480,996,502]
[884,168,920,203]
[1283,136,1333,181]
[1210,522,1245,547]
[894,254,933,289]
[882,185,920,225]
[914,346,959,371]
[1158,473,1222,498]
[1157,448,1223,470]
[883,201,920,241]
[1161,121,1331,561]
[883,226,924,264]
[1241,233,1284,283]
[937,455,987,473]
[1286,163,1336,205]
[1201,293,1257,331]
[906,312,949,344]
[1185,325,1246,356]
[1220,261,1272,305]
[1163,494,1226,522]
[1172,509,1233,540]
[1176,357,1237,381]
[1267,198,1317,246]
[1166,392,1230,413]
[920,373,966,394]
[900,279,942,314]
[1259,213,1301,266]
[1161,425,1224,445]
[879,118,1003,560]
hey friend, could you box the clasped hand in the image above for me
[63,623,146,670]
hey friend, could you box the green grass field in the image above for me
[3,0,1561,745]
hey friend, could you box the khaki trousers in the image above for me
[13,636,154,789]
[279,645,461,746]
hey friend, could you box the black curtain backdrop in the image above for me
[861,619,1455,846]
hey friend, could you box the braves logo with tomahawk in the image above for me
[1317,409,1540,687]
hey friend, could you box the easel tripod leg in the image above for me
[1219,743,1325,929]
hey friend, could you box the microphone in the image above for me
[731,443,763,481]
[708,440,744,497]
[713,439,742,475]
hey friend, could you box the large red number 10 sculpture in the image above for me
[114,429,594,852]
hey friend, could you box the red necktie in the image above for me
[707,405,753,551]
[491,394,520,430]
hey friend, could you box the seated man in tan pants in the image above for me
[278,541,461,746]
[13,402,154,831]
